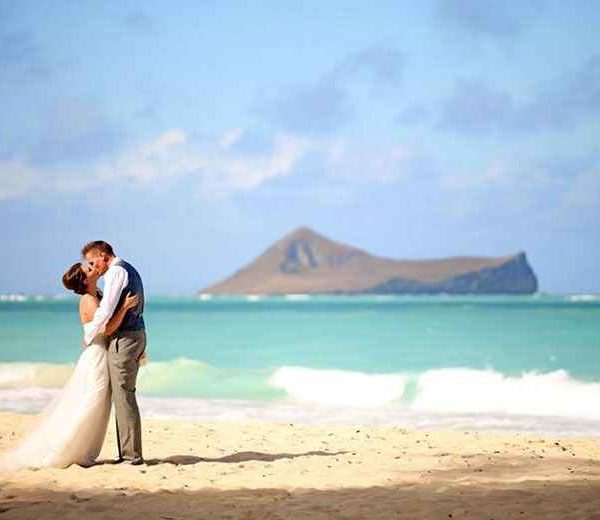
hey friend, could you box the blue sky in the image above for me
[1,0,599,294]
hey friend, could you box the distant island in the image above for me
[200,226,538,295]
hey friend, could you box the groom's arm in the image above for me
[83,265,129,345]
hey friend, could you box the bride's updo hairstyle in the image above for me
[62,262,87,295]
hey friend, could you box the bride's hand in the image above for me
[123,292,139,310]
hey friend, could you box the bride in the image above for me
[0,262,138,470]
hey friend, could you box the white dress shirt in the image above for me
[84,256,129,345]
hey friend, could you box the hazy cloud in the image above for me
[0,160,36,200]
[513,53,600,131]
[0,30,51,83]
[438,53,600,135]
[437,152,600,225]
[560,160,600,213]
[397,104,430,126]
[271,80,350,135]
[224,128,277,156]
[122,9,155,31]
[438,79,513,134]
[265,45,404,134]
[30,98,123,165]
[321,138,420,184]
[437,0,544,39]
[332,45,405,86]
[134,101,161,123]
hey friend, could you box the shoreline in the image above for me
[1,412,600,518]
[3,390,600,438]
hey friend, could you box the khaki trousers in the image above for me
[108,329,146,460]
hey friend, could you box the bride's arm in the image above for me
[79,293,138,339]
[105,292,139,337]
[80,294,99,324]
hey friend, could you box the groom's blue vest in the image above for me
[114,259,145,333]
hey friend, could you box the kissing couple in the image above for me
[0,241,147,470]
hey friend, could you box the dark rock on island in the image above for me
[200,226,538,295]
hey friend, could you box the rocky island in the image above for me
[200,226,538,295]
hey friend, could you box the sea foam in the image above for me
[2,361,600,423]
[0,362,74,388]
[411,367,600,419]
[269,366,600,420]
[567,294,600,302]
[268,366,406,407]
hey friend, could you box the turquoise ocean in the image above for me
[1,294,599,435]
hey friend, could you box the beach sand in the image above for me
[1,412,600,519]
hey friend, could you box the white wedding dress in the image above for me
[0,324,111,470]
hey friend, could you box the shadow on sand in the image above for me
[1,480,600,519]
[96,450,349,467]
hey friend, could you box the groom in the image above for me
[82,240,146,465]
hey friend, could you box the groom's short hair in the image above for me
[82,240,115,257]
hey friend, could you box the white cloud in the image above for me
[0,125,422,203]
[208,133,310,192]
[322,138,414,184]
[0,160,36,200]
[218,128,245,150]
[0,129,312,200]
[95,129,198,184]
[436,155,600,224]
[439,158,515,190]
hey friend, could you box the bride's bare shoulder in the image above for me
[79,294,99,323]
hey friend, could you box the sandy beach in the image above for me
[1,412,599,519]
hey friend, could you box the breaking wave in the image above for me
[2,361,600,423]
